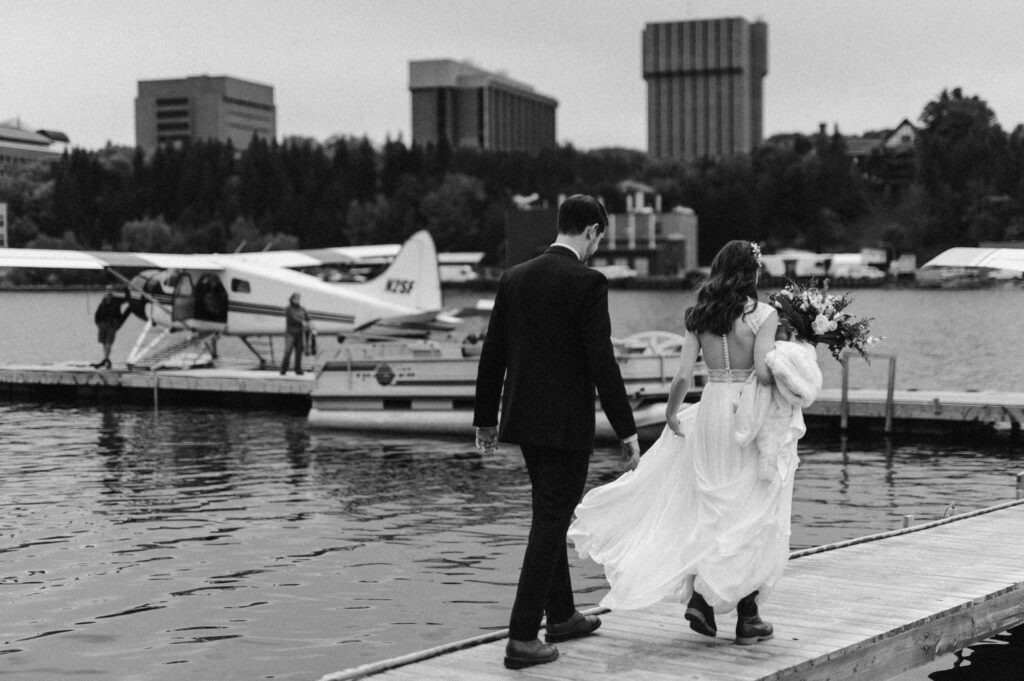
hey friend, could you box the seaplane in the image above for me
[0,230,460,369]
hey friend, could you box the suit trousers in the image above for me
[508,443,591,641]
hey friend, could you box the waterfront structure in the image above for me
[409,59,557,154]
[135,75,276,152]
[504,186,698,276]
[643,17,767,162]
[0,119,68,175]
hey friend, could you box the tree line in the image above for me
[2,88,1022,276]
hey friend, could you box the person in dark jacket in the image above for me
[473,194,640,670]
[92,286,129,369]
[280,293,310,375]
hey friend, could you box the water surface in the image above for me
[2,287,1023,679]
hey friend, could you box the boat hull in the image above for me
[308,338,702,442]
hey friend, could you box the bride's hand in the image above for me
[666,412,685,437]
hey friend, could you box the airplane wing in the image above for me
[921,247,1024,272]
[227,244,401,269]
[0,248,225,271]
[0,240,417,272]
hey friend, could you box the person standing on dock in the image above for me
[569,240,794,646]
[474,194,641,670]
[92,285,129,369]
[280,293,310,376]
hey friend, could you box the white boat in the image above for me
[307,331,705,442]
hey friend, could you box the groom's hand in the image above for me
[475,426,498,455]
[620,438,640,471]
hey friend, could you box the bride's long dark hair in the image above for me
[684,240,761,335]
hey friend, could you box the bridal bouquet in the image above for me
[768,279,879,361]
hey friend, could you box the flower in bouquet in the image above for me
[768,279,880,361]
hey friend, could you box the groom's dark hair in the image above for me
[557,194,608,235]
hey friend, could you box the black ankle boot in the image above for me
[684,591,717,637]
[735,591,773,645]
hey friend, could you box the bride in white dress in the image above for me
[569,240,799,645]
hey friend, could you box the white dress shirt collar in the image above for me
[550,242,582,261]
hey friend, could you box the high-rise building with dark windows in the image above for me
[409,59,557,154]
[643,18,767,162]
[135,75,276,152]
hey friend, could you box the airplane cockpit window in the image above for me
[231,278,251,293]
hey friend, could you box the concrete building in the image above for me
[643,17,768,162]
[0,119,68,175]
[135,75,276,152]
[409,59,557,154]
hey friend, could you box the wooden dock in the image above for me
[806,388,1024,434]
[0,362,312,409]
[1,363,1022,436]
[320,500,1024,681]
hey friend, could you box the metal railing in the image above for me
[840,350,897,433]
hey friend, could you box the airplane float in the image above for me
[0,230,459,368]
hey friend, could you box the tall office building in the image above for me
[135,75,276,152]
[643,18,767,162]
[409,59,557,154]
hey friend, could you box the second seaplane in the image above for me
[0,230,459,368]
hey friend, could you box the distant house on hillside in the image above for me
[844,118,917,159]
[768,120,918,162]
[883,118,918,150]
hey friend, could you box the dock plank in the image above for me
[319,502,1024,681]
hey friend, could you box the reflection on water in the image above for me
[1,403,1021,680]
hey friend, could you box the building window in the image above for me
[157,122,190,132]
[156,97,189,106]
[156,110,189,119]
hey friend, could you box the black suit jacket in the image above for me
[473,246,637,450]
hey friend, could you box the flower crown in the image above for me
[750,242,764,269]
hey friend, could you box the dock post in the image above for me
[901,514,914,528]
[1017,472,1023,500]
[152,371,159,412]
[840,355,850,430]
[884,355,897,434]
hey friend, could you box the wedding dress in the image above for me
[569,300,818,614]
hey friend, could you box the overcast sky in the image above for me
[5,0,1024,151]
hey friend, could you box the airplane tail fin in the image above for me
[360,230,443,312]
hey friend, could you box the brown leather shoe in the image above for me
[544,611,601,643]
[504,638,559,669]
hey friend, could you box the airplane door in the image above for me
[194,273,228,323]
[172,273,195,323]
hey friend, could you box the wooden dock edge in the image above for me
[780,584,1024,681]
[318,498,1024,681]
[316,606,607,681]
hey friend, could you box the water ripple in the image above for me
[0,402,1021,680]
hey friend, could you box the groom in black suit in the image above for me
[474,194,640,670]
